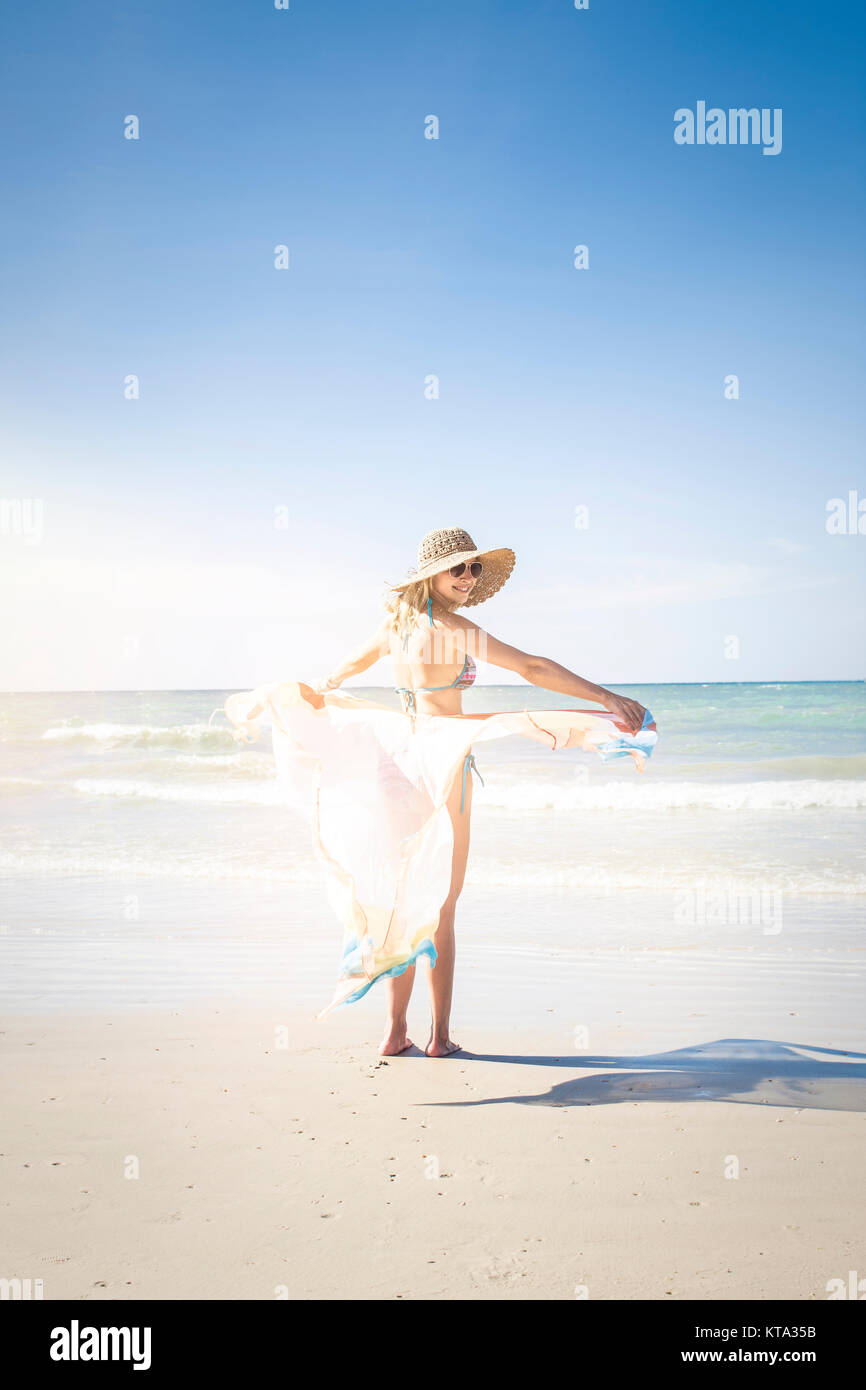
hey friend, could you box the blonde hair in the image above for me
[383,574,460,644]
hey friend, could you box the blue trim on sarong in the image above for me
[336,936,438,1008]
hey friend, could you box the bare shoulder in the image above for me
[443,609,534,677]
[436,609,486,635]
[432,608,488,654]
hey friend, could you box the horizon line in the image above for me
[1,678,863,696]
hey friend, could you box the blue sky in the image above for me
[1,0,864,690]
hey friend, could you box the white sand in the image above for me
[4,1005,864,1301]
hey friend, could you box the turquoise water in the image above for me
[1,682,864,1015]
[1,680,864,863]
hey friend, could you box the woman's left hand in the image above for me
[602,690,647,733]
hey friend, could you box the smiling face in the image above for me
[430,560,481,607]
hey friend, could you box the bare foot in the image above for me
[379,1029,414,1056]
[425,1037,462,1058]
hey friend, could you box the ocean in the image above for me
[2,682,864,1040]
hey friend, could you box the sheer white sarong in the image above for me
[221,681,657,1017]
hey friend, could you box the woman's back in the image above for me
[391,598,476,716]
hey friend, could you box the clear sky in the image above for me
[1,0,864,691]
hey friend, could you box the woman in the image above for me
[221,527,655,1057]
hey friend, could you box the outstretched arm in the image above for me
[314,618,391,692]
[450,614,647,733]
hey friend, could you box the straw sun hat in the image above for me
[394,527,515,608]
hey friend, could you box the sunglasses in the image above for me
[449,561,483,578]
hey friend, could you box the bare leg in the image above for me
[426,758,473,1056]
[380,965,416,1055]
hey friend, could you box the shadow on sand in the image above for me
[423,1039,866,1112]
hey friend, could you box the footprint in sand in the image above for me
[471,1252,531,1286]
[467,1156,509,1199]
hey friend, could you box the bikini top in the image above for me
[395,597,476,713]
